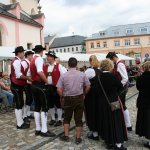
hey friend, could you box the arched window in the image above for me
[31,8,35,15]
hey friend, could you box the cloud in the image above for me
[40,0,150,37]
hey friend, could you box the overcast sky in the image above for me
[40,0,150,37]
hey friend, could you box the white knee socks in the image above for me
[26,105,31,117]
[57,109,62,121]
[49,108,55,120]
[15,109,24,127]
[41,112,48,133]
[124,109,132,127]
[34,112,41,131]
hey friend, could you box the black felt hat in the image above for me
[13,46,25,53]
[32,45,46,52]
[106,52,117,59]
[45,50,57,58]
[25,50,34,56]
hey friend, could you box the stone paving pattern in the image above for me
[0,86,148,150]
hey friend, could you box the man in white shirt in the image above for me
[30,45,55,137]
[45,51,67,127]
[106,52,132,131]
[21,50,34,123]
[11,46,32,129]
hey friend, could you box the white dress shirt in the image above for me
[85,68,96,79]
[13,56,22,79]
[21,59,31,76]
[34,54,44,73]
[47,62,67,85]
[117,59,128,86]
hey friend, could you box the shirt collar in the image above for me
[25,59,30,64]
[69,68,77,71]
[15,56,21,61]
[34,54,41,57]
[48,62,56,66]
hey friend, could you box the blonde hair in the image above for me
[142,61,150,72]
[89,55,100,69]
[100,59,114,71]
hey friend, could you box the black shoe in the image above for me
[75,138,82,145]
[49,120,56,126]
[115,145,127,150]
[54,120,62,127]
[23,117,30,124]
[60,135,69,142]
[107,144,115,149]
[35,130,41,136]
[27,115,34,119]
[127,126,132,131]
[17,123,30,129]
[144,142,150,149]
[88,134,99,141]
[40,131,56,137]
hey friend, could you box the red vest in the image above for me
[113,60,127,81]
[11,57,27,86]
[30,55,46,82]
[45,63,60,86]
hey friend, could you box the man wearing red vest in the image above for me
[45,51,67,127]
[106,52,132,131]
[11,46,32,129]
[21,50,34,123]
[30,45,55,137]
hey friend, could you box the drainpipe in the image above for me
[40,27,43,45]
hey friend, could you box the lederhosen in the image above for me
[114,61,128,110]
[11,57,27,109]
[45,64,61,109]
[30,55,48,112]
[22,60,34,107]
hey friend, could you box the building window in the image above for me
[76,47,78,51]
[100,32,105,36]
[126,29,134,34]
[11,0,16,3]
[72,47,74,52]
[134,39,140,45]
[141,27,148,32]
[97,43,100,48]
[114,31,120,36]
[91,43,94,48]
[64,48,66,52]
[0,31,2,46]
[114,41,120,47]
[103,41,107,48]
[125,40,130,46]
[56,49,58,52]
[27,43,32,50]
[68,48,70,52]
[60,49,62,53]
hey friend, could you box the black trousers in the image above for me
[45,85,61,109]
[24,84,34,106]
[11,82,24,109]
[120,84,128,110]
[31,82,48,112]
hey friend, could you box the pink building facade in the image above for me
[0,0,45,49]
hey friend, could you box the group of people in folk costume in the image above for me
[11,45,67,137]
[10,45,150,150]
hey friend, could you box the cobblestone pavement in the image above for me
[1,86,148,150]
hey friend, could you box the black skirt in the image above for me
[136,108,150,139]
[97,99,128,145]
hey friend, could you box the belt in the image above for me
[64,94,83,99]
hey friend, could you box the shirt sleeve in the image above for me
[117,63,128,86]
[35,57,44,73]
[21,61,27,70]
[56,76,64,89]
[59,64,67,76]
[13,60,22,79]
[85,68,96,79]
